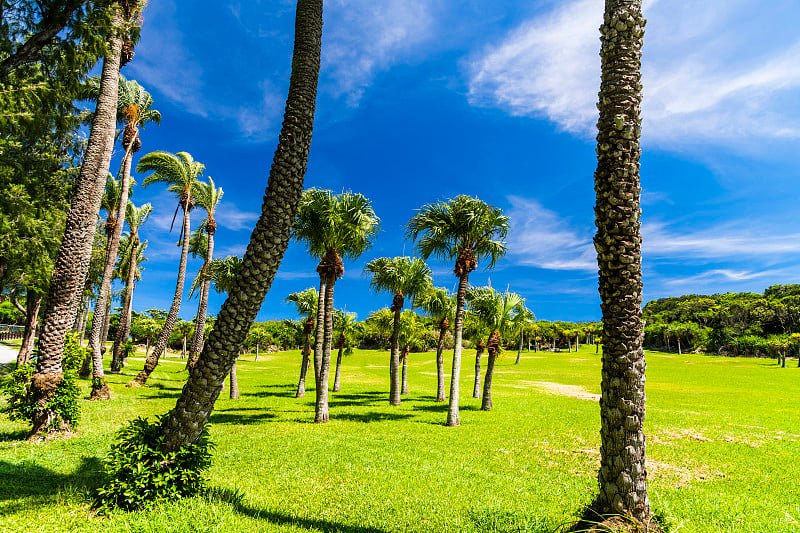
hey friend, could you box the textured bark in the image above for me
[111,244,137,372]
[128,201,191,386]
[161,0,322,451]
[389,305,402,406]
[312,275,325,385]
[190,228,215,361]
[16,295,41,367]
[472,340,484,398]
[332,335,343,392]
[401,345,409,395]
[315,273,335,422]
[592,0,649,522]
[515,331,523,364]
[435,320,447,402]
[229,359,239,399]
[32,6,124,415]
[447,273,470,426]
[90,141,135,399]
[481,331,501,411]
[296,318,313,398]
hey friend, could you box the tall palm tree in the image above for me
[87,76,160,399]
[465,286,522,411]
[364,256,432,406]
[415,287,455,402]
[110,202,150,372]
[589,0,650,526]
[161,0,323,452]
[331,309,357,393]
[294,189,379,423]
[285,287,318,398]
[407,196,509,427]
[128,151,204,387]
[512,306,534,365]
[189,177,223,364]
[29,1,145,435]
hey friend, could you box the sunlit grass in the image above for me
[1,343,798,532]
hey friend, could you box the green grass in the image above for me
[1,344,798,532]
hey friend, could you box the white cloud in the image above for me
[467,0,800,147]
[323,0,436,105]
[506,195,596,272]
[662,268,781,286]
[215,202,259,232]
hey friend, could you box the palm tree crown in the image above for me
[138,151,204,234]
[416,286,456,325]
[364,256,433,307]
[194,176,224,235]
[285,288,319,320]
[407,195,509,275]
[466,286,523,339]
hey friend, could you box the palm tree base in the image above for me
[125,379,143,388]
[90,382,112,400]
[568,514,662,533]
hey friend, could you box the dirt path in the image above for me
[0,343,19,366]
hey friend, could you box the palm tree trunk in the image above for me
[182,334,187,358]
[677,336,682,355]
[447,272,470,427]
[145,336,150,359]
[255,342,259,361]
[16,295,41,367]
[435,326,446,402]
[229,358,239,399]
[332,343,343,392]
[111,250,137,372]
[481,352,496,411]
[28,7,124,436]
[472,341,483,398]
[315,274,336,422]
[389,306,402,406]
[296,347,309,398]
[515,331,523,364]
[89,141,135,399]
[312,275,325,384]
[161,0,322,451]
[401,348,409,395]
[190,231,215,365]
[129,203,191,387]
[592,0,649,522]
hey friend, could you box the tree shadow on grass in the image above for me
[0,456,103,504]
[328,391,386,408]
[411,403,480,413]
[0,428,28,442]
[334,411,414,424]
[252,383,304,399]
[208,487,390,533]
[209,409,277,425]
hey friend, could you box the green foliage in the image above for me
[1,334,83,429]
[95,414,214,512]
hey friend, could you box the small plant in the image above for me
[95,413,214,511]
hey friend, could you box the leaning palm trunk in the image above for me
[89,136,136,399]
[16,296,42,367]
[435,317,448,402]
[481,330,500,411]
[332,335,344,392]
[111,248,138,372]
[161,0,323,451]
[447,268,471,427]
[296,317,313,398]
[401,345,409,395]
[190,229,215,364]
[128,203,191,386]
[591,0,650,524]
[389,304,402,406]
[28,7,125,435]
[472,339,484,398]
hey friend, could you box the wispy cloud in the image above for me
[662,268,781,286]
[323,0,436,105]
[506,196,596,272]
[467,0,800,148]
[276,270,318,281]
[215,202,259,232]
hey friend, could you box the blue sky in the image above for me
[107,0,800,324]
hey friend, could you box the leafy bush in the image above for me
[95,414,214,511]
[1,333,82,431]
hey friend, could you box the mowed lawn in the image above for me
[1,344,798,532]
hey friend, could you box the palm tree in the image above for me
[466,286,522,411]
[128,151,204,387]
[366,308,394,349]
[189,177,223,364]
[414,286,455,402]
[513,306,534,364]
[407,196,509,426]
[285,287,318,398]
[111,201,152,372]
[294,189,379,423]
[398,310,425,395]
[589,0,650,526]
[332,310,357,393]
[364,256,432,406]
[160,0,322,451]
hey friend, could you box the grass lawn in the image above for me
[0,343,798,532]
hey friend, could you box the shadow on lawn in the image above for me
[0,456,103,503]
[252,383,303,399]
[209,408,276,425]
[334,411,413,423]
[209,487,390,533]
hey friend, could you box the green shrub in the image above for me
[95,414,214,512]
[1,334,83,431]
